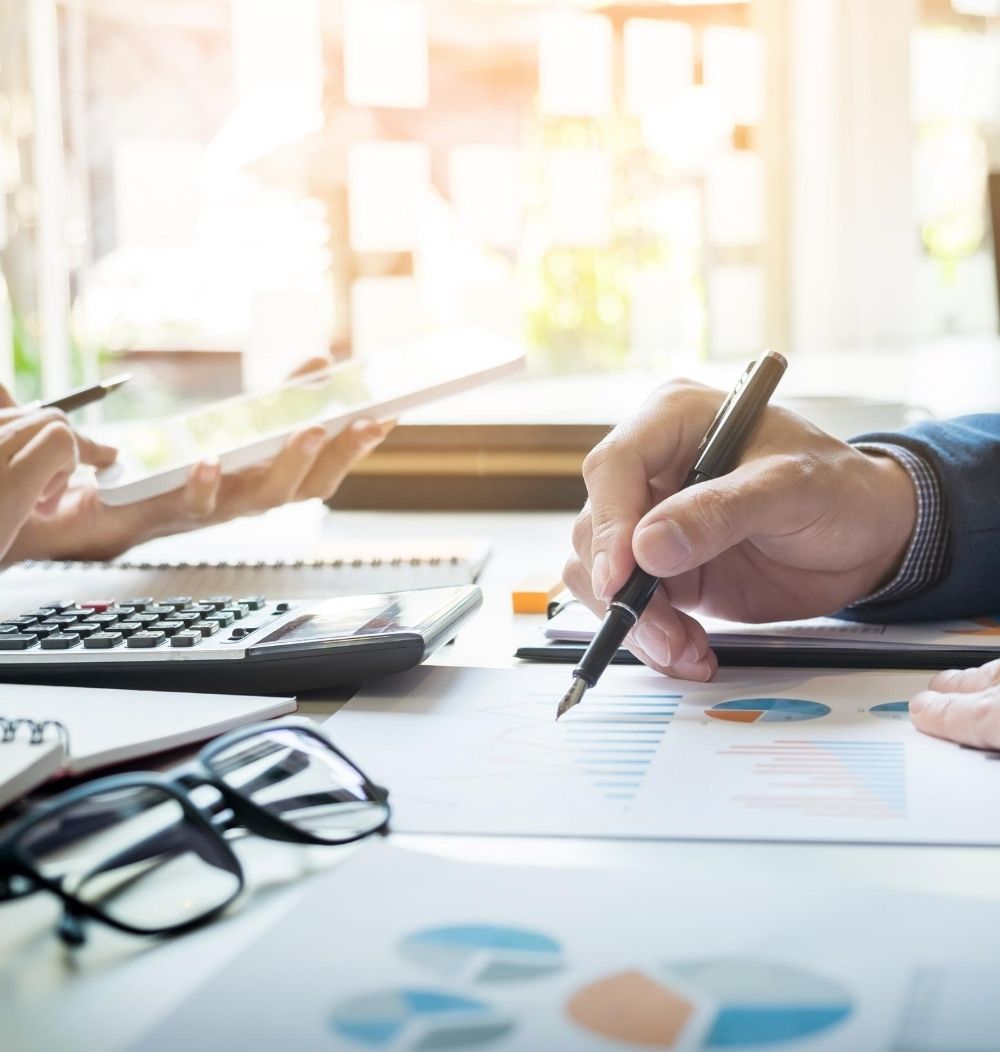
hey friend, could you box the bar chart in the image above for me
[527,690,681,807]
[718,740,908,819]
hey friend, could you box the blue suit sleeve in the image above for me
[843,414,1000,622]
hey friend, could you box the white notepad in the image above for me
[0,537,491,618]
[0,684,296,810]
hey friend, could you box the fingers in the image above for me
[295,419,391,501]
[0,383,16,409]
[909,660,1000,750]
[579,382,725,600]
[253,426,329,508]
[910,686,1000,750]
[581,440,652,600]
[632,455,817,580]
[927,658,1000,695]
[562,552,716,681]
[75,432,118,469]
[632,605,717,681]
[181,458,223,518]
[286,355,333,381]
[6,416,78,505]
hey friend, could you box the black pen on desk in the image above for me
[39,374,131,414]
[555,350,788,721]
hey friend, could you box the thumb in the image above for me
[632,462,797,578]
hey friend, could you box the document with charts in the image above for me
[328,665,1000,845]
[137,842,1000,1052]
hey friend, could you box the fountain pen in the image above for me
[555,350,788,720]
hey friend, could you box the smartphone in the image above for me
[96,330,524,505]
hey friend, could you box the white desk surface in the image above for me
[3,506,1000,1052]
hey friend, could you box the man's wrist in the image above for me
[850,442,948,608]
[863,451,918,591]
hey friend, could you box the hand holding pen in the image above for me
[562,357,921,704]
[557,352,788,718]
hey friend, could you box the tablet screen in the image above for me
[104,333,522,477]
[115,361,373,473]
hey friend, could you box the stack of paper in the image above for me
[515,601,1000,669]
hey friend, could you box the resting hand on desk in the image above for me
[909,659,1000,751]
[563,380,918,680]
[1,357,392,565]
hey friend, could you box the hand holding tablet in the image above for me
[96,330,525,506]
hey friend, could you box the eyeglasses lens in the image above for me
[15,785,241,932]
[208,727,388,842]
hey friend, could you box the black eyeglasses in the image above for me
[0,720,390,945]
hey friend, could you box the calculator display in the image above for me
[253,592,451,650]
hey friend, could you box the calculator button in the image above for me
[238,596,265,611]
[42,600,77,612]
[182,604,215,616]
[113,606,138,618]
[170,612,202,626]
[0,625,20,634]
[144,606,176,619]
[190,620,220,637]
[24,624,57,638]
[40,634,81,650]
[26,608,60,619]
[64,624,100,637]
[120,597,154,611]
[132,613,161,627]
[160,597,193,610]
[170,631,202,648]
[6,616,39,628]
[46,613,85,627]
[202,596,233,610]
[155,620,184,637]
[83,613,120,628]
[127,631,166,648]
[114,621,143,637]
[230,627,250,640]
[274,602,290,613]
[205,611,235,628]
[220,605,249,621]
[84,632,124,649]
[80,599,115,612]
[0,635,37,650]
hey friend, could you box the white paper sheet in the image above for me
[327,665,1000,845]
[136,842,1000,1051]
[544,603,1000,653]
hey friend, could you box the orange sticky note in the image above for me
[512,576,565,614]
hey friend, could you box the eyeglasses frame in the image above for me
[0,719,390,943]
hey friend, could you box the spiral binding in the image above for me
[0,716,70,751]
[21,554,458,571]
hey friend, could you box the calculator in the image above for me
[0,586,481,694]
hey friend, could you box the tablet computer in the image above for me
[96,330,524,505]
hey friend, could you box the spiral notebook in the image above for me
[0,537,491,619]
[0,685,296,811]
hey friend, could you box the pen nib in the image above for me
[555,678,587,721]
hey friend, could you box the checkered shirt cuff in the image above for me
[848,442,948,608]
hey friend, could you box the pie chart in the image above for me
[707,698,831,724]
[870,701,910,720]
[567,958,853,1048]
[330,989,514,1049]
[400,925,564,983]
